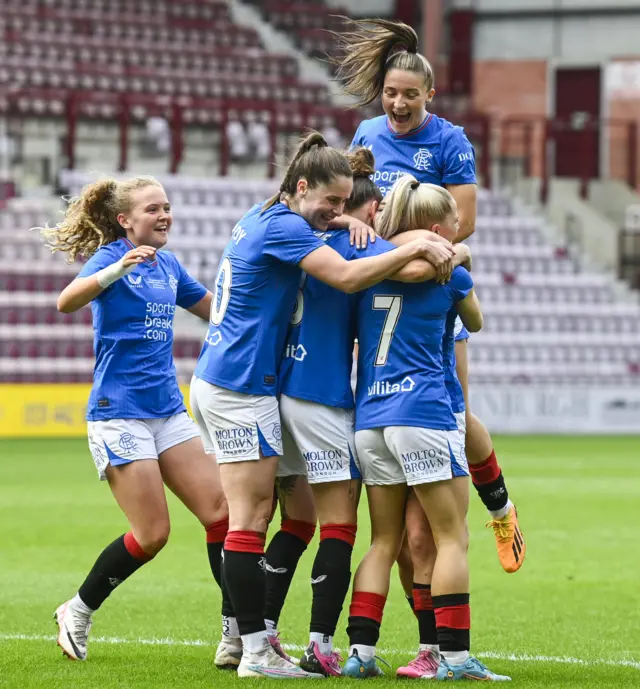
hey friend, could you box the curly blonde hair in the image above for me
[40,176,162,263]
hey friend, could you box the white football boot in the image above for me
[238,643,323,679]
[215,636,243,670]
[54,600,92,661]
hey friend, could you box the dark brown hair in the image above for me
[263,131,353,211]
[333,18,435,107]
[344,147,382,213]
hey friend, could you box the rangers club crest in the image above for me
[413,148,434,171]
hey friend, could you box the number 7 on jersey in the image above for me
[373,295,402,366]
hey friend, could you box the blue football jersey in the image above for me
[355,266,473,430]
[77,238,207,421]
[279,232,395,409]
[194,202,325,396]
[443,310,466,414]
[351,113,476,196]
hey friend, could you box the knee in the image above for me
[135,522,170,557]
[408,534,437,576]
[435,523,469,555]
[407,521,435,555]
[371,533,404,566]
[405,517,436,571]
[232,493,275,534]
[407,528,435,554]
[198,495,229,529]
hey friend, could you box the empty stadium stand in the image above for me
[255,2,346,62]
[0,0,357,180]
[2,173,639,386]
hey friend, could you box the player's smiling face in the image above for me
[382,69,435,135]
[295,175,353,230]
[118,185,172,249]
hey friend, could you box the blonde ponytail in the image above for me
[377,176,455,240]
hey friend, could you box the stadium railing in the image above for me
[0,87,492,180]
[499,116,639,202]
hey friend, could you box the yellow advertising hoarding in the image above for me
[0,385,192,437]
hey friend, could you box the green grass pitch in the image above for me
[1,436,639,688]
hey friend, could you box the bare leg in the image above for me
[456,338,525,572]
[107,459,171,556]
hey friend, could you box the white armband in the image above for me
[95,257,136,289]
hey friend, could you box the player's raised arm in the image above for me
[57,245,157,312]
[446,184,476,243]
[375,177,475,284]
[442,122,477,243]
[298,238,435,294]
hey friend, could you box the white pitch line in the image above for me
[477,650,640,671]
[1,634,638,670]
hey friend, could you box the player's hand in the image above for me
[348,218,377,249]
[122,246,157,267]
[419,239,455,283]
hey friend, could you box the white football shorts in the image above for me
[190,376,282,463]
[454,410,468,465]
[454,316,470,342]
[87,412,199,481]
[355,425,469,487]
[279,394,361,483]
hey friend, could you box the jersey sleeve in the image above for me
[349,121,365,149]
[448,266,474,302]
[174,257,208,309]
[76,246,119,279]
[264,214,325,265]
[442,126,477,185]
